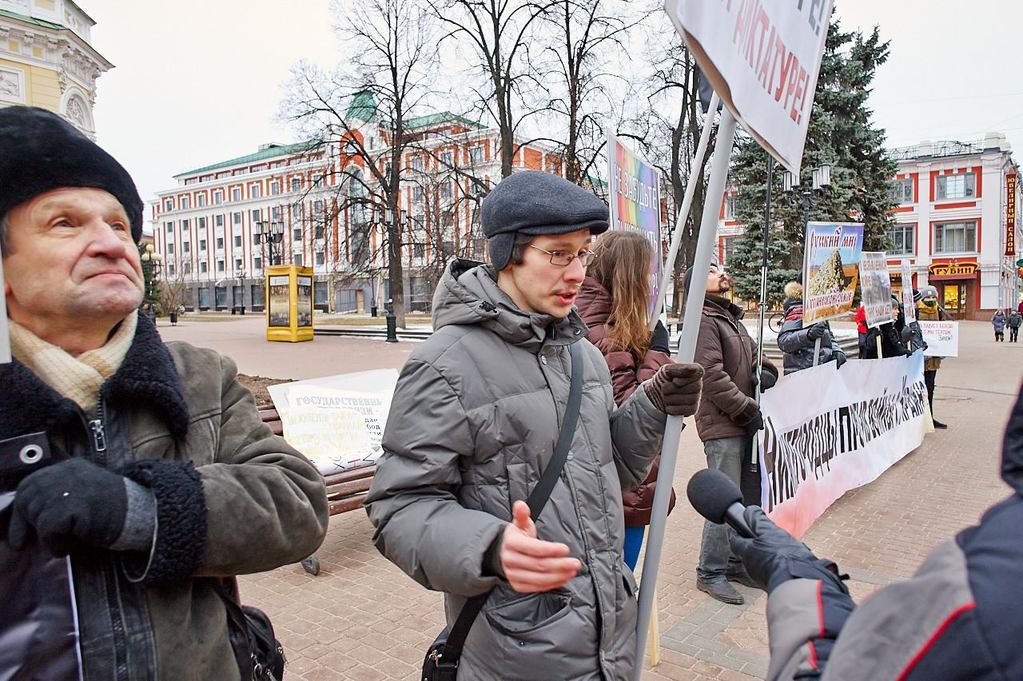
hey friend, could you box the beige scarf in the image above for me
[9,314,138,412]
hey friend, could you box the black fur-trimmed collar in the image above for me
[0,313,190,440]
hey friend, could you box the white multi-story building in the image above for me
[0,0,111,137]
[151,111,565,313]
[887,133,1021,319]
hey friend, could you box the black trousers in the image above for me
[1011,327,1019,342]
[924,369,937,412]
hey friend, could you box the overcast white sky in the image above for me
[83,0,1023,222]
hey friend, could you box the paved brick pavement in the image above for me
[159,316,1021,680]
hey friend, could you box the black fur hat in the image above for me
[0,106,143,243]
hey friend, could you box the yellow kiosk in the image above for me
[266,264,314,342]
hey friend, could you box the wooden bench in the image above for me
[258,406,378,574]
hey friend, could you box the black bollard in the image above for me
[385,313,398,343]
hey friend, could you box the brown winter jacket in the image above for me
[693,295,760,441]
[576,277,675,526]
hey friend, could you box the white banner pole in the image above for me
[649,93,720,332]
[812,337,822,366]
[634,107,738,679]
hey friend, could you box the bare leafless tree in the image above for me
[282,0,437,328]
[429,0,556,178]
[540,0,644,185]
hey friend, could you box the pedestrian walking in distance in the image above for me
[365,170,704,680]
[1008,309,1022,342]
[993,308,1007,342]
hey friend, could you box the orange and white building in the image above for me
[713,133,1022,320]
[887,134,1021,320]
[150,111,563,313]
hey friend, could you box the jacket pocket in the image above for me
[505,461,532,509]
[622,566,638,600]
[484,589,573,636]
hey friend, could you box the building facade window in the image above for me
[293,253,303,266]
[234,235,242,248]
[235,258,243,271]
[439,151,453,168]
[216,237,224,249]
[315,251,325,266]
[200,261,208,274]
[198,217,206,229]
[167,243,175,255]
[270,180,281,195]
[293,227,302,240]
[217,260,225,272]
[196,193,206,207]
[165,222,173,232]
[183,262,191,274]
[936,173,976,200]
[250,183,262,199]
[254,257,262,270]
[215,214,224,227]
[888,223,915,255]
[183,241,191,253]
[231,187,241,202]
[251,209,261,222]
[199,239,207,251]
[214,190,223,205]
[164,199,173,212]
[181,196,190,210]
[933,221,977,253]
[469,146,483,165]
[291,178,302,192]
[892,178,913,203]
[233,212,242,225]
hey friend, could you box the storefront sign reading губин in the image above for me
[928,260,979,280]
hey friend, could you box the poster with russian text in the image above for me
[901,261,916,323]
[608,132,663,319]
[663,0,834,175]
[919,321,959,358]
[802,222,864,324]
[860,252,893,328]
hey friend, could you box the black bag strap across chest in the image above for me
[441,340,585,664]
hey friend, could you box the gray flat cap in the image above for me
[481,170,609,270]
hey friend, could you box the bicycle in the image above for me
[768,310,785,334]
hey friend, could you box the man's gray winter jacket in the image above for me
[365,259,668,680]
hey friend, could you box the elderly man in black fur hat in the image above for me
[0,106,328,680]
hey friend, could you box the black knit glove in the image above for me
[806,322,827,341]
[644,362,704,416]
[8,458,128,555]
[650,321,671,354]
[834,351,847,369]
[899,326,914,343]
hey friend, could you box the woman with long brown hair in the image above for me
[575,229,675,569]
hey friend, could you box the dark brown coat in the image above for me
[693,296,759,441]
[576,277,675,526]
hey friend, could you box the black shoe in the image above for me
[697,579,744,605]
[932,418,948,429]
[725,567,761,589]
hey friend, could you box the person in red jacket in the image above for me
[854,303,868,358]
[575,230,675,570]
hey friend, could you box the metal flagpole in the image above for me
[751,154,775,475]
[633,106,738,680]
[648,93,720,332]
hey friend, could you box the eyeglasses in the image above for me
[530,245,597,268]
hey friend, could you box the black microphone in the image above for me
[685,469,755,539]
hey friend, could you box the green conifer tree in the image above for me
[728,13,897,307]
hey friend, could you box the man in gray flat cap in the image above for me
[366,170,704,680]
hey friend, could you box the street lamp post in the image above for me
[383,207,401,343]
[784,163,832,225]
[255,218,285,267]
[140,243,163,307]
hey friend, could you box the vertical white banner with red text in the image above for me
[663,0,834,175]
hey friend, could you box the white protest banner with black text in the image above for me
[920,320,959,358]
[860,251,893,328]
[759,353,928,538]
